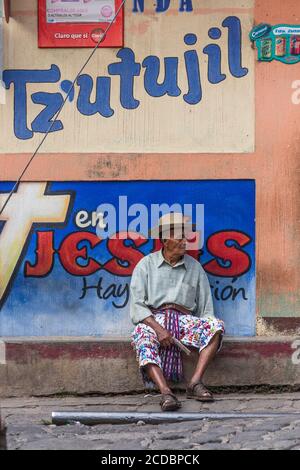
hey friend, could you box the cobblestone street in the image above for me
[2,392,300,450]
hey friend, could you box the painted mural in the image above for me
[0,180,255,337]
[0,0,255,153]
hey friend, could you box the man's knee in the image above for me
[131,323,159,347]
[133,322,148,335]
[208,317,225,334]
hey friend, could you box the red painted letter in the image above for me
[25,231,55,277]
[204,230,251,277]
[103,231,148,276]
[58,232,102,276]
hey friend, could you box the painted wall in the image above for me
[0,180,255,336]
[0,0,254,153]
[0,0,299,337]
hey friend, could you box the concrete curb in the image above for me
[0,336,299,397]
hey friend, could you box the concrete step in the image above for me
[0,336,299,397]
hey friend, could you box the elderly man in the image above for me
[130,213,225,411]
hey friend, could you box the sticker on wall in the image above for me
[38,0,124,48]
[250,24,300,64]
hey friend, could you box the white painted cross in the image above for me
[0,182,71,305]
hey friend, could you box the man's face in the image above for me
[162,226,187,256]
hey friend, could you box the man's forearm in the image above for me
[142,315,165,334]
[142,315,173,347]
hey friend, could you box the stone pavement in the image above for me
[2,392,300,450]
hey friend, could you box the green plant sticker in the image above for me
[249,24,300,64]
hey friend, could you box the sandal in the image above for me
[186,381,214,402]
[160,393,182,412]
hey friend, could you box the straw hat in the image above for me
[149,212,196,239]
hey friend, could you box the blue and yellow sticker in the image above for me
[249,24,300,64]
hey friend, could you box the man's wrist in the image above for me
[143,316,164,332]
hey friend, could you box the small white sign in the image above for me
[273,26,300,36]
[46,0,116,24]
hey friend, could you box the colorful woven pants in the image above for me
[131,308,225,385]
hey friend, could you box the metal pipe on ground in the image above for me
[52,411,300,426]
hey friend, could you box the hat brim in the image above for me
[149,222,197,239]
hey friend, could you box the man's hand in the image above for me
[156,327,173,348]
[142,316,174,348]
